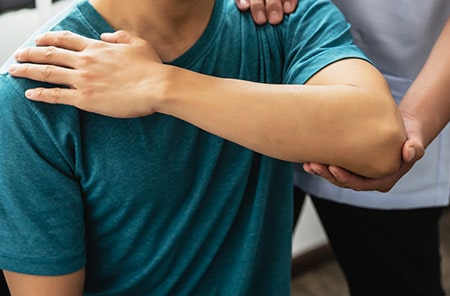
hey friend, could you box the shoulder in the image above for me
[283,0,350,33]
[0,73,50,114]
[0,74,80,148]
[0,74,30,114]
[278,0,368,84]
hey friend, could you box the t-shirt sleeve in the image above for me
[0,75,86,275]
[282,0,370,84]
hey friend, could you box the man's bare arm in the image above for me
[3,268,85,296]
[9,31,405,178]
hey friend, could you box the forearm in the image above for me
[3,268,85,296]
[157,60,405,178]
[399,18,450,148]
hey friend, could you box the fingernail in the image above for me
[255,11,267,24]
[284,2,292,12]
[305,168,316,175]
[312,168,321,176]
[406,146,416,162]
[269,11,281,23]
[329,167,339,179]
[35,34,42,44]
[14,50,22,60]
[25,89,35,99]
[9,65,17,73]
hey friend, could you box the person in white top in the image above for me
[237,0,450,295]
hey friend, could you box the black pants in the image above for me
[293,187,445,296]
[0,271,10,296]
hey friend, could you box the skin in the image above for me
[235,0,298,25]
[3,269,85,296]
[303,17,450,192]
[240,0,449,192]
[5,0,406,292]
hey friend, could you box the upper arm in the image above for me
[306,57,391,95]
[0,75,86,277]
[279,1,405,176]
[3,269,85,296]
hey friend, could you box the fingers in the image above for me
[235,0,250,11]
[302,163,315,175]
[24,87,74,106]
[264,0,284,25]
[101,30,137,44]
[402,138,425,163]
[303,163,395,192]
[248,0,268,25]
[303,162,356,189]
[9,63,74,86]
[265,0,298,25]
[23,87,103,117]
[14,46,77,69]
[34,31,91,51]
[13,31,98,69]
[327,166,378,191]
[282,0,297,13]
[241,0,298,25]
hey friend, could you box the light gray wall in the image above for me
[0,0,73,64]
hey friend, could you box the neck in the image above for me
[89,0,215,61]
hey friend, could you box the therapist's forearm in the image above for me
[399,18,450,148]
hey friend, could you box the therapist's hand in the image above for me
[235,0,297,25]
[9,30,165,118]
[303,117,425,192]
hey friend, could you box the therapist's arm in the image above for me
[3,268,85,296]
[303,17,450,192]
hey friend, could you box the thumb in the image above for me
[101,30,136,44]
[403,144,416,163]
[402,139,424,163]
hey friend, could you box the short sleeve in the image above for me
[282,0,370,84]
[0,74,85,275]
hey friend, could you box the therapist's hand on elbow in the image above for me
[303,132,425,193]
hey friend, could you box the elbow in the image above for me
[363,113,406,178]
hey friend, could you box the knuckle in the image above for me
[78,52,96,66]
[43,46,56,59]
[59,30,73,41]
[42,65,54,80]
[78,69,92,82]
[79,87,93,99]
[116,30,127,37]
[35,88,44,99]
[250,0,265,10]
[18,47,31,60]
[267,0,282,8]
[21,64,31,75]
[51,88,62,101]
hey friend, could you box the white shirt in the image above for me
[296,0,450,209]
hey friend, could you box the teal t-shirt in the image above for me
[0,0,366,294]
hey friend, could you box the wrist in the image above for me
[150,65,180,114]
[154,65,204,117]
